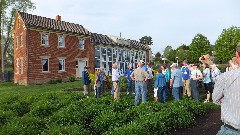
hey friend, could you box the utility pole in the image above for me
[1,19,4,81]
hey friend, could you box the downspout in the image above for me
[26,29,29,85]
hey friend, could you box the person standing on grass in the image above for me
[140,60,148,94]
[213,42,240,135]
[146,63,154,93]
[202,63,212,103]
[94,69,101,98]
[181,60,191,97]
[131,62,148,105]
[169,63,182,101]
[99,67,107,95]
[190,63,202,101]
[161,64,170,97]
[124,64,135,95]
[82,66,91,98]
[112,63,120,101]
[155,69,167,103]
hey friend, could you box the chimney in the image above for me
[56,15,61,21]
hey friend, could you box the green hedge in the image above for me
[0,91,217,135]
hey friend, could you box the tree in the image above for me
[154,52,161,61]
[188,34,212,63]
[163,45,176,63]
[139,36,153,45]
[175,44,189,63]
[0,0,35,69]
[215,26,240,63]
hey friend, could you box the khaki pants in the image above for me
[182,79,191,96]
[113,81,120,101]
[83,85,90,96]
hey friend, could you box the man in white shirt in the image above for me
[112,63,120,101]
[190,63,202,101]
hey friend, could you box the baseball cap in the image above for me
[170,63,177,67]
[236,42,240,52]
[84,66,90,69]
[140,60,145,63]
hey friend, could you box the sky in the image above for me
[30,0,240,54]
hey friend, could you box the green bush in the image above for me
[69,76,76,82]
[0,110,16,127]
[0,116,46,135]
[42,124,90,135]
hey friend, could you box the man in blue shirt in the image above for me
[170,63,183,101]
[82,66,91,98]
[181,60,191,97]
[124,64,135,95]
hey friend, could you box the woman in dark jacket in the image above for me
[155,69,167,103]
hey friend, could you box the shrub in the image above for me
[0,116,46,135]
[43,124,90,135]
[49,80,57,84]
[0,110,15,127]
[69,76,76,82]
[56,79,62,83]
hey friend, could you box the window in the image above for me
[79,39,85,49]
[16,36,19,50]
[16,58,19,74]
[58,35,65,47]
[20,57,24,74]
[58,59,65,71]
[41,33,49,46]
[42,58,49,72]
[20,33,23,47]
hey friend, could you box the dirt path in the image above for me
[172,109,222,135]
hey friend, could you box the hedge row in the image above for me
[0,92,213,135]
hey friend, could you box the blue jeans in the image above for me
[190,79,199,101]
[127,79,134,93]
[158,86,166,103]
[216,125,240,135]
[135,81,146,105]
[96,87,101,98]
[172,87,180,101]
[111,85,114,95]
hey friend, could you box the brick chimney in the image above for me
[56,15,61,21]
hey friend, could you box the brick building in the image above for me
[13,11,151,85]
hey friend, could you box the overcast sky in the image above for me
[30,0,240,54]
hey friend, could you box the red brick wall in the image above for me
[14,16,28,85]
[26,30,94,84]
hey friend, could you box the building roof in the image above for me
[17,11,90,36]
[91,33,150,50]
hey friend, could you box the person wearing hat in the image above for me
[81,66,91,98]
[213,42,240,134]
[169,63,182,101]
[181,60,191,97]
[190,63,203,101]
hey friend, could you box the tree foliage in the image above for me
[215,26,240,63]
[139,36,153,45]
[163,45,176,63]
[187,34,212,63]
[0,0,35,65]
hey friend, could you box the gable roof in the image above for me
[91,33,150,50]
[17,11,90,36]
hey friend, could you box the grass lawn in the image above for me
[0,81,220,135]
[0,81,82,96]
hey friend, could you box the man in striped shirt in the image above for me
[213,42,240,134]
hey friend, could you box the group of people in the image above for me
[81,43,240,134]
